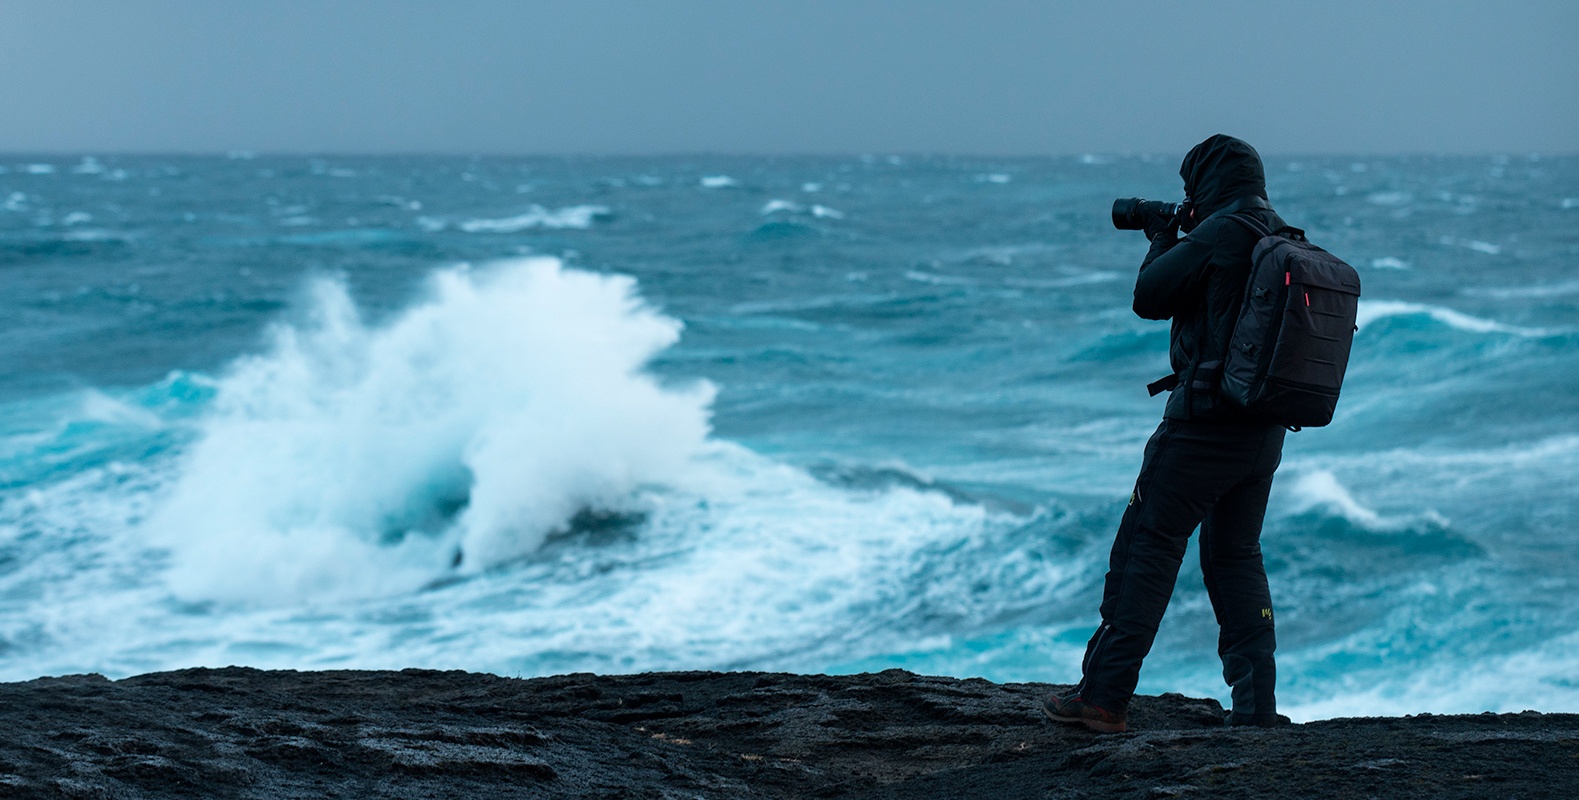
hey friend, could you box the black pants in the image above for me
[1075,418,1285,716]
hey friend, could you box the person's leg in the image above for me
[1075,421,1260,713]
[1199,425,1285,718]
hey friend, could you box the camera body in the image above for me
[1111,197,1184,231]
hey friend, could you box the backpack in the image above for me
[1219,214,1361,429]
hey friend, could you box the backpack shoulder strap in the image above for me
[1224,211,1275,239]
[1225,211,1308,243]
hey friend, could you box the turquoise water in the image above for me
[1,153,1576,721]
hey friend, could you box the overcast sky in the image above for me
[2,1,1573,155]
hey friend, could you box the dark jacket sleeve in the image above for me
[1133,225,1216,321]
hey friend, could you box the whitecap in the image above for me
[904,270,972,286]
[24,163,55,175]
[1439,236,1502,255]
[1470,280,1579,300]
[1003,272,1121,289]
[699,175,737,189]
[801,182,822,193]
[1366,191,1412,206]
[70,157,105,175]
[1368,257,1410,270]
[1560,198,1579,210]
[1285,470,1449,532]
[761,199,803,215]
[1355,300,1553,337]
[975,173,1011,184]
[760,200,843,220]
[458,204,609,233]
[62,229,127,242]
[61,212,93,226]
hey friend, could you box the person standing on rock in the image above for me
[1044,135,1294,733]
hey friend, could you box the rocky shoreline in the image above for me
[1,667,1574,798]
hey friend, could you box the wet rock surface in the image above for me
[0,667,1574,798]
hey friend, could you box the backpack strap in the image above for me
[1225,211,1308,242]
[1147,374,1180,397]
[1225,211,1275,239]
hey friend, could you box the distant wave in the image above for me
[1468,280,1579,300]
[1368,257,1410,270]
[760,199,844,219]
[1284,469,1449,532]
[1356,300,1557,337]
[457,205,609,233]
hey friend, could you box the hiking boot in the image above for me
[1225,711,1291,728]
[1040,693,1128,733]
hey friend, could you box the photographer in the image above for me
[1043,135,1292,733]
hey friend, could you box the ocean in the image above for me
[1,153,1575,722]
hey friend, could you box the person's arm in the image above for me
[1133,223,1214,321]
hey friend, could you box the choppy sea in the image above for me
[1,153,1576,721]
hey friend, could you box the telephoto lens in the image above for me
[1112,197,1181,230]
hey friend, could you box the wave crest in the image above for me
[147,258,714,603]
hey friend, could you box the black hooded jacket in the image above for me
[1135,134,1287,420]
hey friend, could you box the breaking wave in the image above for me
[147,258,714,603]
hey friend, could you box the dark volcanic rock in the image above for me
[0,668,1574,798]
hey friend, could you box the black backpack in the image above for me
[1219,214,1361,429]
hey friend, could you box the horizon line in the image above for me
[1,149,1571,160]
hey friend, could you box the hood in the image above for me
[1179,134,1268,217]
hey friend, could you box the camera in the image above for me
[1111,197,1183,231]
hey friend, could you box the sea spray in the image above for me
[147,258,715,603]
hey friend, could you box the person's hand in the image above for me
[1144,213,1179,243]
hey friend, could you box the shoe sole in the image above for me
[1040,699,1128,734]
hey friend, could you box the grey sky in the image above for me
[2,1,1573,155]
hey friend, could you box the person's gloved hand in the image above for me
[1144,213,1179,244]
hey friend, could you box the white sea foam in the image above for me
[1284,469,1448,531]
[1368,257,1410,270]
[1355,300,1554,337]
[904,270,972,286]
[975,173,1011,184]
[146,258,715,604]
[699,175,737,189]
[1439,236,1502,255]
[458,205,609,233]
[761,200,843,220]
[761,199,803,215]
[1003,272,1121,289]
[1470,280,1579,300]
[1366,191,1412,205]
[1284,627,1579,721]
